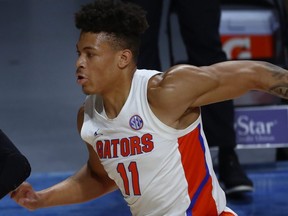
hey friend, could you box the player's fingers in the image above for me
[11,185,39,210]
[10,182,32,200]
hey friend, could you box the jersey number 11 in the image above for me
[117,162,141,196]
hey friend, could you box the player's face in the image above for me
[76,32,121,95]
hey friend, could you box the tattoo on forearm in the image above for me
[264,63,288,99]
[266,63,288,81]
[269,85,288,99]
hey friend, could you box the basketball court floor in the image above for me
[1,161,288,216]
[1,0,288,215]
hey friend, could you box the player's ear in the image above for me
[118,49,133,68]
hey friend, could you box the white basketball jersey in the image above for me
[81,69,236,216]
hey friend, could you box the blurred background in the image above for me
[0,0,93,172]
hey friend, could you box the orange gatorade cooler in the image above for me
[220,9,279,60]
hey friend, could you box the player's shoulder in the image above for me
[148,64,203,87]
[167,64,201,73]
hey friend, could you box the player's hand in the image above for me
[10,182,41,211]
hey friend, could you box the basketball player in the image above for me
[0,130,31,199]
[11,0,288,215]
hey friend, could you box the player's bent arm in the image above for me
[11,107,117,210]
[33,157,117,209]
[37,143,117,204]
[12,155,117,210]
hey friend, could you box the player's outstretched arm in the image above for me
[198,60,288,104]
[147,60,288,126]
[155,60,288,109]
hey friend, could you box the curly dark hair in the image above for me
[75,0,149,62]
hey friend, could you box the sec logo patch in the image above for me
[129,115,143,130]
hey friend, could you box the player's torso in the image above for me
[81,70,225,216]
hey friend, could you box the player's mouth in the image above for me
[76,73,88,85]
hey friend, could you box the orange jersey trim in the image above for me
[178,125,218,215]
